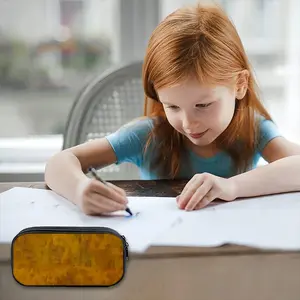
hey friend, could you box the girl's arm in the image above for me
[44,138,120,204]
[229,137,300,198]
[45,118,151,214]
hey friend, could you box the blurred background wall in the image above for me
[0,0,299,181]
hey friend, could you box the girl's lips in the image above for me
[188,129,208,139]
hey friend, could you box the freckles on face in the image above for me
[156,78,236,144]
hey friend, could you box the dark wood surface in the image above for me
[0,179,188,196]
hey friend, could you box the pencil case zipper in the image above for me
[13,226,129,261]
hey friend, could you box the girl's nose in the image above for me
[182,114,199,132]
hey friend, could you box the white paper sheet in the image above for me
[0,187,181,253]
[2,187,300,252]
[152,192,300,250]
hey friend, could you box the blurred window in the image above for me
[0,0,159,181]
[0,0,117,138]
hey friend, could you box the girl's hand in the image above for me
[177,173,237,211]
[74,177,128,215]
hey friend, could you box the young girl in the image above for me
[45,4,300,214]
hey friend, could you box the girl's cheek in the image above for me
[166,114,179,127]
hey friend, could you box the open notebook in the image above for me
[1,187,300,252]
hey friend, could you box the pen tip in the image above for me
[126,207,133,216]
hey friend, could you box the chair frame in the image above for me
[62,60,144,149]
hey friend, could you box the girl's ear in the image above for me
[235,70,249,100]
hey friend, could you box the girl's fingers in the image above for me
[90,180,128,205]
[107,182,127,198]
[185,181,212,211]
[180,176,197,197]
[194,191,216,210]
[178,177,204,208]
[89,193,127,213]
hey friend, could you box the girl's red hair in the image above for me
[142,3,272,178]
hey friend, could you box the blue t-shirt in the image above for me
[105,117,281,180]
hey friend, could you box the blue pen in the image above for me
[88,167,133,216]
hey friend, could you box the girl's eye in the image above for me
[196,103,212,108]
[167,105,179,109]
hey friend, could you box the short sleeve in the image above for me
[256,118,282,153]
[105,117,154,166]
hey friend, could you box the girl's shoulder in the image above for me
[114,116,158,139]
[255,114,282,152]
[256,114,280,135]
[120,116,156,131]
[107,116,159,144]
[104,116,159,166]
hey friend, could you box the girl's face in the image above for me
[157,77,237,148]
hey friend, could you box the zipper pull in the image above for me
[122,235,129,261]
